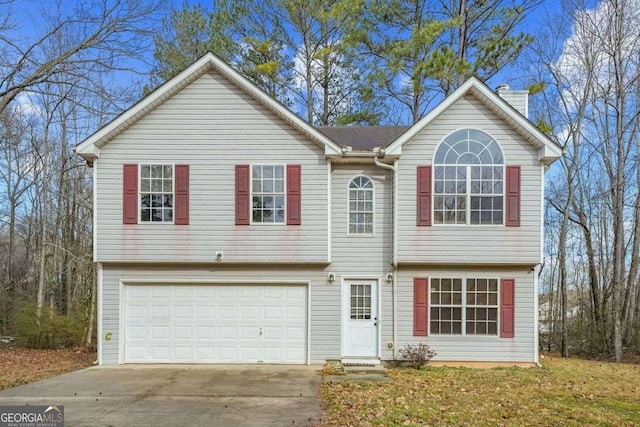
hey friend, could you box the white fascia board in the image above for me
[385,78,479,156]
[75,54,213,161]
[205,55,343,156]
[385,77,563,165]
[75,52,343,161]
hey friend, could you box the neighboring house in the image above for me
[75,53,562,366]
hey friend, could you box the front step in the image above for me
[343,364,387,376]
[322,361,388,382]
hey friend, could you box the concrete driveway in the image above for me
[0,365,323,426]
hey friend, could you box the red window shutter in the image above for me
[287,164,301,225]
[417,166,432,226]
[235,165,250,225]
[500,278,515,338]
[414,277,429,336]
[123,164,138,224]
[174,165,189,225]
[505,166,521,227]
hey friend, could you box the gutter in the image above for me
[373,148,399,360]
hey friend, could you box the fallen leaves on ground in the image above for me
[0,348,96,390]
[319,355,640,426]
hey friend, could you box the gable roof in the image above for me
[75,52,343,161]
[384,77,563,164]
[316,126,410,151]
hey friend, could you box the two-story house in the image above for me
[75,53,562,366]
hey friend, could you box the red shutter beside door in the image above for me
[505,166,521,227]
[417,166,432,226]
[414,277,429,336]
[500,278,515,338]
[123,164,138,224]
[235,165,250,225]
[287,164,301,225]
[174,165,189,225]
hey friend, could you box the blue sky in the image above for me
[6,0,592,123]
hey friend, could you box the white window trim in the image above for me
[432,128,507,227]
[249,163,287,226]
[428,275,501,337]
[433,164,506,226]
[138,163,175,225]
[346,175,375,237]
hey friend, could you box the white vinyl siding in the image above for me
[95,71,328,263]
[397,266,535,363]
[397,94,542,264]
[100,265,339,365]
[330,165,394,359]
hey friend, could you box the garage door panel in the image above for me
[196,326,214,339]
[151,306,170,319]
[152,287,170,297]
[195,306,214,318]
[124,285,307,364]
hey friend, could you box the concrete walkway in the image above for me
[0,365,323,426]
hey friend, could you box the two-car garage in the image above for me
[123,284,308,364]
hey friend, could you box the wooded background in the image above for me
[0,0,638,362]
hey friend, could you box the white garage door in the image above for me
[124,284,307,364]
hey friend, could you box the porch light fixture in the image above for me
[385,273,393,285]
[327,273,336,284]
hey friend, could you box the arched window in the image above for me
[348,176,374,235]
[433,129,504,225]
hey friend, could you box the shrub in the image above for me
[399,343,436,369]
[12,303,85,349]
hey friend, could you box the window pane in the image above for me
[151,209,162,221]
[275,166,284,178]
[430,322,439,334]
[163,165,172,178]
[151,165,162,178]
[141,179,150,192]
[452,322,462,334]
[488,322,498,335]
[141,209,150,221]
[141,165,150,178]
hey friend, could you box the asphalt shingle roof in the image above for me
[315,126,411,151]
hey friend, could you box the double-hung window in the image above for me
[430,277,499,335]
[140,164,173,222]
[433,129,504,225]
[348,176,374,235]
[252,165,285,223]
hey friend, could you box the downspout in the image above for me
[374,149,398,360]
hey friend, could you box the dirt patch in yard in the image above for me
[0,348,96,390]
[319,355,640,426]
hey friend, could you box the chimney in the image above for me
[496,84,528,118]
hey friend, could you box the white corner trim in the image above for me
[75,52,342,161]
[92,163,97,262]
[97,263,103,365]
[327,159,332,263]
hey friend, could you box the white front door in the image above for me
[343,280,378,358]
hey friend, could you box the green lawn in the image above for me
[320,356,640,426]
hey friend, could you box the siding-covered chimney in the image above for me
[496,84,528,118]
